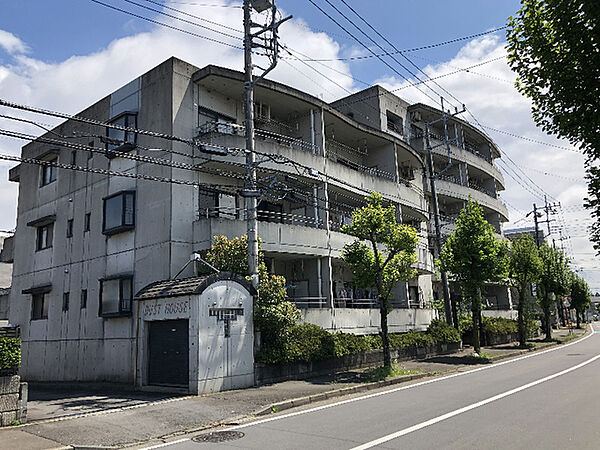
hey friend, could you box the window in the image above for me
[71,150,77,166]
[81,289,87,309]
[84,213,91,232]
[386,111,404,136]
[99,276,133,317]
[103,191,135,235]
[62,292,70,312]
[106,112,137,154]
[36,223,53,251]
[66,219,73,238]
[41,157,58,186]
[32,293,49,320]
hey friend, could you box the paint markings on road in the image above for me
[350,351,600,450]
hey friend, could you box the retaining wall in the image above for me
[255,341,461,386]
[0,374,27,426]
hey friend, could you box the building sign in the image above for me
[209,307,244,337]
[143,298,190,320]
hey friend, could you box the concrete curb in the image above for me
[252,371,437,417]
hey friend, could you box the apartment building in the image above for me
[332,86,512,312]
[8,57,508,387]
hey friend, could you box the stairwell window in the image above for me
[102,191,135,235]
[99,276,133,317]
[106,112,137,156]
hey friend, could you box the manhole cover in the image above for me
[192,431,245,443]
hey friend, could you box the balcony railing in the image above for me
[289,297,326,308]
[197,206,324,228]
[468,180,496,198]
[198,120,317,154]
[333,298,379,308]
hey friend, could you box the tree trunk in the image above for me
[380,302,391,368]
[472,289,482,354]
[543,295,552,341]
[557,297,566,327]
[517,288,527,348]
[576,309,581,329]
[451,296,459,331]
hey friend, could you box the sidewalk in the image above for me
[1,326,587,450]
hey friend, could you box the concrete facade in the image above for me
[7,57,511,386]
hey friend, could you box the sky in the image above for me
[0,0,597,290]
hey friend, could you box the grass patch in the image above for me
[462,352,494,364]
[361,362,422,382]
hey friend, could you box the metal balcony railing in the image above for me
[289,297,326,308]
[197,206,324,228]
[333,298,379,308]
[198,121,317,154]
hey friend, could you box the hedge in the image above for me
[256,319,461,365]
[0,337,21,370]
[460,316,539,339]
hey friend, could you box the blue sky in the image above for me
[1,1,521,80]
[1,0,597,288]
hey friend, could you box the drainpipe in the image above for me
[310,109,316,155]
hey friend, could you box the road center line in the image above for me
[350,350,600,450]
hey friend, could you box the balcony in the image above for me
[417,131,505,189]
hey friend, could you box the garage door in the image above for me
[148,319,189,386]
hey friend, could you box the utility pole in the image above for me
[533,203,540,248]
[242,0,290,288]
[425,97,465,328]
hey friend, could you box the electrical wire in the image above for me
[89,0,243,49]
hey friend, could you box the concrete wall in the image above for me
[300,308,437,335]
[482,310,518,320]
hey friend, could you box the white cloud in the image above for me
[0,30,29,56]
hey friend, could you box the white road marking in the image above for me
[138,438,189,449]
[350,351,600,449]
[137,324,595,449]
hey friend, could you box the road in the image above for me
[146,323,600,449]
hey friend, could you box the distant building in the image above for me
[504,226,545,245]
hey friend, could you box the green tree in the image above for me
[439,199,508,354]
[205,235,300,350]
[537,244,571,340]
[508,234,543,347]
[341,192,419,368]
[570,275,591,328]
[506,1,600,251]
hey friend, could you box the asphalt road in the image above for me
[148,323,600,450]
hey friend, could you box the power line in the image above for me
[121,0,242,39]
[139,0,243,33]
[306,0,441,106]
[291,26,508,62]
[89,0,243,49]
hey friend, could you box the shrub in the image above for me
[427,319,461,344]
[389,331,434,349]
[257,319,463,365]
[0,337,21,370]
[482,317,518,335]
